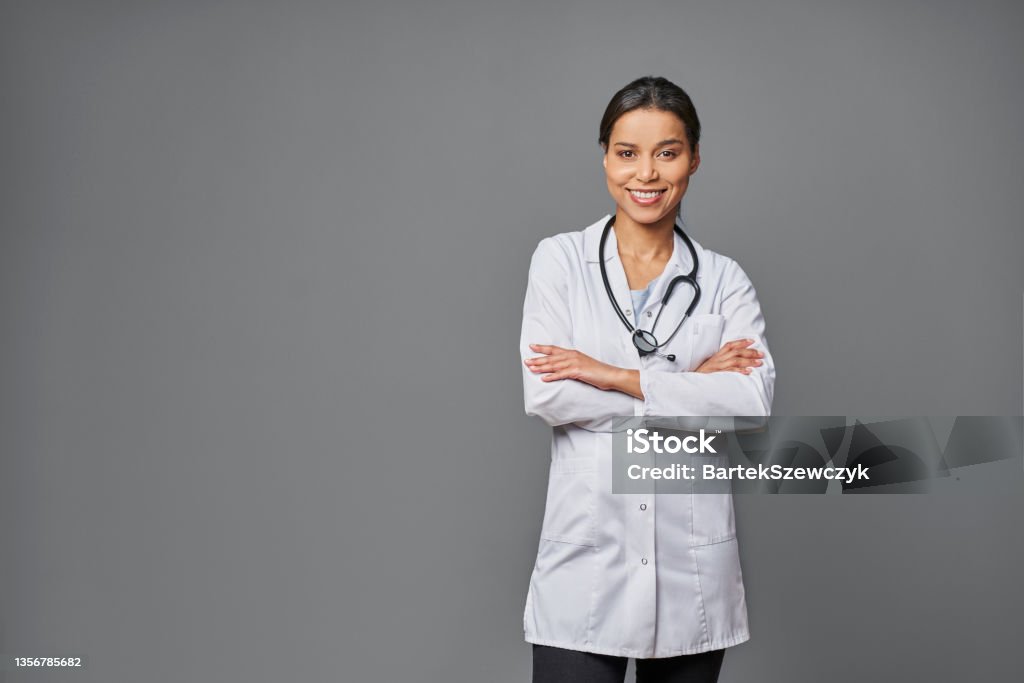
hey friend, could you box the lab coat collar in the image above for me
[583,213,705,322]
[583,213,703,279]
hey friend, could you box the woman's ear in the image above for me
[689,143,700,175]
[601,145,608,170]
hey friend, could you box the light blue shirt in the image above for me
[630,282,654,326]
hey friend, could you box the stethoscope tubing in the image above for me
[598,214,701,356]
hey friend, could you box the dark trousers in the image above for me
[532,643,726,683]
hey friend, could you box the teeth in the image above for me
[631,190,664,199]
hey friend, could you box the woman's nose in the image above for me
[637,163,657,182]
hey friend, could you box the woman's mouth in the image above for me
[628,188,666,206]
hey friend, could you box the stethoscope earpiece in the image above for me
[600,216,700,363]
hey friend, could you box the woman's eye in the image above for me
[617,150,677,159]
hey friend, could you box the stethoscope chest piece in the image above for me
[632,329,666,358]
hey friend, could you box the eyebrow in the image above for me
[614,138,686,148]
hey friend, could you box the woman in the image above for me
[520,76,776,682]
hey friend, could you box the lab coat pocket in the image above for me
[692,537,748,643]
[686,313,726,372]
[540,456,598,547]
[690,488,737,546]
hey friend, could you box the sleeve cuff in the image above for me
[639,366,655,416]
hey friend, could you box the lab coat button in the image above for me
[641,557,648,565]
[646,311,653,318]
[639,503,647,511]
[624,309,631,316]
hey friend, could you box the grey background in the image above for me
[2,1,1022,681]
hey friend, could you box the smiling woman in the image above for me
[520,76,776,683]
[601,81,700,228]
[604,117,698,217]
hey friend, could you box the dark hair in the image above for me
[598,76,701,155]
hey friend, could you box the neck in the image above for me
[613,209,677,262]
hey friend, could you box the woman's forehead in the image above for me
[610,109,687,143]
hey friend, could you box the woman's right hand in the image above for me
[694,339,764,375]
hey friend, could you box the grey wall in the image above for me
[2,1,1022,681]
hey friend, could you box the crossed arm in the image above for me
[524,339,764,399]
[520,238,775,431]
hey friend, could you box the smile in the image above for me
[628,189,667,205]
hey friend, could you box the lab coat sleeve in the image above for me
[639,258,776,417]
[520,237,637,431]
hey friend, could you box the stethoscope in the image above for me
[598,214,701,362]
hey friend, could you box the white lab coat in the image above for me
[520,213,776,658]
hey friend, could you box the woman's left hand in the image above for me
[524,344,623,390]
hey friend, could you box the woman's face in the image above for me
[603,107,700,226]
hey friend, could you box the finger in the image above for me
[546,358,573,373]
[524,356,565,366]
[725,354,763,365]
[526,351,567,364]
[528,357,573,373]
[719,339,753,352]
[719,348,764,362]
[529,344,564,355]
[532,349,572,362]
[528,354,567,370]
[710,349,745,365]
[726,354,753,368]
[541,370,571,382]
[709,355,745,371]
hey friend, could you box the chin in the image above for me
[621,200,673,223]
